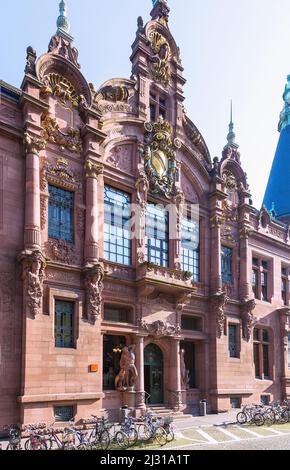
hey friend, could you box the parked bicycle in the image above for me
[24,424,49,451]
[4,425,22,451]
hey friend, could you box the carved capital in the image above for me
[239,226,252,240]
[210,215,223,229]
[24,132,46,154]
[85,160,104,179]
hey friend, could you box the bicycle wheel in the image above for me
[236,412,247,424]
[165,428,175,443]
[25,438,48,451]
[155,427,167,446]
[278,410,289,424]
[115,431,130,450]
[253,413,264,427]
[138,423,151,442]
[126,428,138,447]
[263,411,275,426]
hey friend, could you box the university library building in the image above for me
[1,0,290,427]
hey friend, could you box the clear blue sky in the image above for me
[1,0,289,209]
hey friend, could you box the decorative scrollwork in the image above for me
[149,31,171,87]
[140,319,181,338]
[41,112,83,153]
[41,73,79,106]
[143,116,181,200]
[19,250,46,317]
[84,263,105,324]
[211,292,229,338]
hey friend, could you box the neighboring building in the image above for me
[0,0,290,426]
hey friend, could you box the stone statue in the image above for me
[115,345,138,391]
[180,349,190,390]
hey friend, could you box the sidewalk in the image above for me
[174,410,239,430]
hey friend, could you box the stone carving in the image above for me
[84,263,105,324]
[106,145,133,172]
[48,35,80,69]
[25,46,37,75]
[95,85,129,104]
[149,30,171,87]
[41,112,83,153]
[211,292,228,338]
[222,170,238,192]
[140,319,181,337]
[85,160,104,179]
[45,239,76,265]
[41,72,79,106]
[40,194,48,230]
[135,169,149,212]
[20,250,46,317]
[241,299,256,342]
[46,269,80,285]
[210,215,223,229]
[143,117,181,200]
[180,349,190,390]
[222,200,238,222]
[41,157,80,191]
[115,345,138,392]
[23,132,46,154]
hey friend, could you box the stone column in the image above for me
[210,215,222,294]
[135,335,146,412]
[23,133,46,249]
[84,160,104,263]
[169,337,182,411]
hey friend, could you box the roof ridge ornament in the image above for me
[57,0,70,34]
[150,0,170,25]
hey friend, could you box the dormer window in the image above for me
[150,92,167,121]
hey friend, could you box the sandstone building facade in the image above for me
[1,0,290,426]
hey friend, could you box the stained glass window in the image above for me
[55,300,74,348]
[181,217,200,282]
[48,184,74,242]
[145,204,169,267]
[104,186,131,265]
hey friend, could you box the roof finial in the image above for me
[150,0,170,24]
[226,100,236,146]
[57,0,70,34]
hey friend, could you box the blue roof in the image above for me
[263,125,290,219]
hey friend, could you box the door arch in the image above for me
[144,344,164,405]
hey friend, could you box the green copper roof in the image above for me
[56,0,70,34]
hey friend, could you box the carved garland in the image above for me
[41,112,83,153]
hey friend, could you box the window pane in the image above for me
[181,218,200,282]
[145,205,169,268]
[261,272,268,301]
[104,186,131,266]
[254,343,260,378]
[221,246,233,284]
[104,307,130,323]
[229,324,238,358]
[181,316,201,331]
[263,344,270,378]
[252,269,259,299]
[55,300,74,348]
[48,185,74,242]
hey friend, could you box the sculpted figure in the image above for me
[115,345,138,391]
[180,349,190,390]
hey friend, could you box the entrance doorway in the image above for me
[144,344,164,405]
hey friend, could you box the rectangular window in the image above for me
[253,342,260,378]
[54,406,74,422]
[145,204,169,267]
[221,246,233,284]
[252,269,259,299]
[104,306,131,324]
[103,335,126,390]
[288,333,290,369]
[181,217,200,282]
[180,341,196,389]
[261,271,268,301]
[55,300,74,348]
[104,186,131,266]
[48,184,74,242]
[149,93,167,121]
[228,324,239,358]
[261,395,270,406]
[181,316,202,331]
[253,327,271,379]
[282,267,289,306]
[159,98,166,119]
[230,397,241,409]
